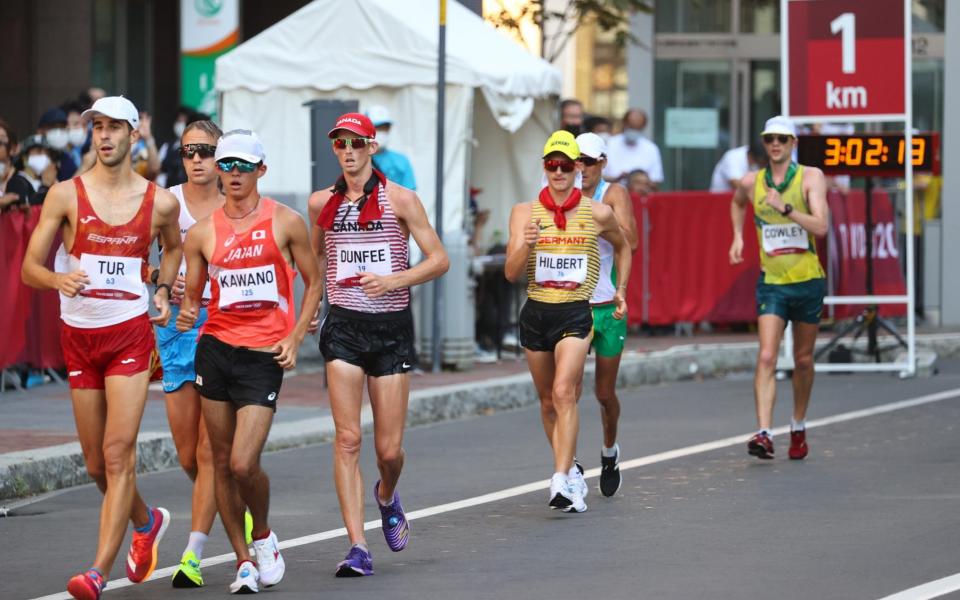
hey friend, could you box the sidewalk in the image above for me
[3,329,959,501]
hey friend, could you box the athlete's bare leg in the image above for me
[526,349,558,447]
[327,359,367,546]
[230,405,274,538]
[202,399,247,560]
[790,321,819,422]
[549,337,591,473]
[754,314,787,429]
[367,373,409,503]
[594,354,622,448]
[165,386,217,534]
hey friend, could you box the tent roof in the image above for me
[215,0,561,99]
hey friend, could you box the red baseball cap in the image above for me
[327,112,376,139]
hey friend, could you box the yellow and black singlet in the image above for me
[752,164,825,285]
[526,198,600,303]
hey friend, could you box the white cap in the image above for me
[761,115,797,138]
[81,96,140,129]
[366,105,392,127]
[215,129,266,163]
[575,132,606,159]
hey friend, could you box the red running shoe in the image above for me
[789,430,808,460]
[67,569,105,600]
[747,433,774,459]
[126,506,170,583]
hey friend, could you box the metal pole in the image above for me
[431,0,447,373]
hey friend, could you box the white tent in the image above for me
[215,0,561,245]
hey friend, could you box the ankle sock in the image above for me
[186,531,208,560]
[601,443,619,458]
[791,419,806,432]
[134,508,154,533]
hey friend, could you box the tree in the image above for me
[487,0,653,63]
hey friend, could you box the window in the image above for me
[656,0,732,33]
[741,0,779,34]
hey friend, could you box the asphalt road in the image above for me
[6,361,960,600]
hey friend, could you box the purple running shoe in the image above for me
[335,545,374,577]
[374,480,410,552]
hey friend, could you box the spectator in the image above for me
[560,98,584,136]
[584,115,612,141]
[36,107,78,181]
[366,105,417,190]
[6,134,57,208]
[157,105,196,188]
[603,108,663,189]
[0,118,21,210]
[61,101,89,169]
[627,169,652,197]
[709,141,766,193]
[130,110,161,180]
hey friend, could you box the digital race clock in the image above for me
[796,133,940,177]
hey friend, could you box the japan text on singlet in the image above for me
[166,184,211,305]
[322,183,410,313]
[588,180,618,304]
[203,198,296,347]
[55,177,153,328]
[526,195,600,303]
[752,165,825,285]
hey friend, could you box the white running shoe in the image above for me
[568,465,588,499]
[252,530,285,587]
[229,561,259,594]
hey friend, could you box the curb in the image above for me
[3,334,959,501]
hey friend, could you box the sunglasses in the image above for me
[332,137,373,150]
[544,159,576,173]
[579,156,602,166]
[762,134,792,145]
[180,143,217,159]
[216,159,259,173]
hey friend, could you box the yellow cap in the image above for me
[542,130,580,160]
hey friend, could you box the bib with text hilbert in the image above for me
[761,223,808,256]
[217,265,279,311]
[535,252,588,289]
[335,243,393,286]
[79,253,144,300]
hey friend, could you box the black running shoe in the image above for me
[599,446,622,497]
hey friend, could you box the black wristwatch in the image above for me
[150,268,160,284]
[155,283,172,298]
[781,203,794,216]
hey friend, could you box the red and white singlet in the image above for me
[56,177,154,328]
[203,197,296,347]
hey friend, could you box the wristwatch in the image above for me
[155,283,172,298]
[781,203,794,216]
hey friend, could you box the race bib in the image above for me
[761,223,809,256]
[535,252,588,289]
[216,265,279,311]
[177,259,212,305]
[335,243,393,286]
[79,253,143,300]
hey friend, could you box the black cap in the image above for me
[21,134,49,151]
[38,108,67,128]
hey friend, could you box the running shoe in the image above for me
[251,530,285,587]
[568,464,588,499]
[747,432,775,459]
[573,458,584,476]
[335,544,374,577]
[171,550,203,588]
[788,430,808,460]
[126,506,170,583]
[67,568,105,600]
[599,444,622,497]
[244,511,254,546]
[374,480,410,552]
[549,473,587,512]
[229,560,259,594]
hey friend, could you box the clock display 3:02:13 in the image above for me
[823,136,926,167]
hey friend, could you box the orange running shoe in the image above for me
[126,507,170,583]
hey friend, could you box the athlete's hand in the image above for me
[729,235,744,265]
[613,290,627,320]
[357,272,394,299]
[176,305,198,332]
[764,188,785,213]
[272,334,300,370]
[524,218,541,248]
[55,270,90,297]
[150,289,172,326]
[171,274,186,300]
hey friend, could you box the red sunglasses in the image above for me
[332,137,373,150]
[544,158,576,173]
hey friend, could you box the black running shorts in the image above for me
[319,305,416,377]
[194,334,284,411]
[519,299,594,352]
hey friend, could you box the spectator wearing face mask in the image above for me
[6,134,57,208]
[560,98,584,136]
[157,105,197,188]
[603,109,663,190]
[584,115,612,142]
[366,105,417,190]
[61,101,89,169]
[37,107,78,181]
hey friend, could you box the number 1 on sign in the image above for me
[830,13,856,74]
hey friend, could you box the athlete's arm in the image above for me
[360,187,449,298]
[305,190,329,333]
[729,171,755,265]
[794,167,830,238]
[595,202,631,320]
[272,207,323,369]
[21,180,89,295]
[605,183,639,252]
[176,218,209,332]
[151,188,181,326]
[504,202,535,283]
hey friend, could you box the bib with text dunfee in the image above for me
[217,265,279,311]
[761,223,808,256]
[335,243,393,287]
[535,252,588,289]
[79,253,144,300]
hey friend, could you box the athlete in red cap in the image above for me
[308,113,448,577]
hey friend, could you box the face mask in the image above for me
[376,132,390,149]
[0,162,7,178]
[563,124,582,137]
[623,128,643,144]
[46,128,69,150]
[68,127,87,147]
[598,132,611,143]
[27,153,51,175]
[173,121,186,139]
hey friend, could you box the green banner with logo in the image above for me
[180,0,239,118]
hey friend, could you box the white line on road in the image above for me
[877,573,960,600]
[29,387,960,600]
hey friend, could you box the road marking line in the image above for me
[877,572,960,600]
[29,386,960,600]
